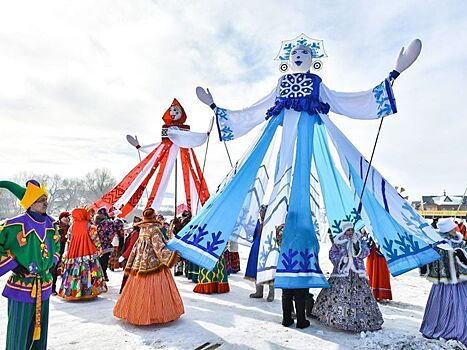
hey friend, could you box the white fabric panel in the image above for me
[189,170,201,216]
[114,145,164,209]
[138,142,160,154]
[167,128,208,148]
[256,109,300,284]
[211,122,270,199]
[217,85,278,140]
[320,114,450,250]
[230,134,276,247]
[319,80,395,120]
[149,145,179,211]
[310,170,321,238]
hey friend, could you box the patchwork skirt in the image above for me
[311,271,383,332]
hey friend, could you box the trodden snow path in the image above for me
[0,242,463,350]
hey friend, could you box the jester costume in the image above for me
[0,180,60,350]
[58,208,107,300]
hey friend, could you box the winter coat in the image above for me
[425,232,467,284]
[329,231,370,278]
[125,222,177,275]
[96,219,117,254]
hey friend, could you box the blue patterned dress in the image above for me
[168,71,446,289]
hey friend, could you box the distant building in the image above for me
[412,192,467,218]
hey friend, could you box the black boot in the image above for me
[294,289,310,329]
[281,289,294,327]
[305,293,315,318]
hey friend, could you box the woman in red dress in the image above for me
[59,208,108,300]
[366,239,392,301]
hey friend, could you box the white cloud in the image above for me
[0,0,465,202]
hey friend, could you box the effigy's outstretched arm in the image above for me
[389,39,422,83]
[196,85,278,142]
[196,87,216,109]
[319,39,422,121]
[319,80,397,120]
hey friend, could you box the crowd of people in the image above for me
[0,179,466,349]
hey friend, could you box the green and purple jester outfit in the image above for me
[0,180,60,350]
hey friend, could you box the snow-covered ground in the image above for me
[0,242,465,350]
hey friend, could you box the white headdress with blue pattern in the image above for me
[275,33,327,72]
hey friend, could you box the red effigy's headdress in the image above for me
[162,98,187,126]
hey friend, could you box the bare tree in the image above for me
[0,190,21,219]
[58,178,86,210]
[0,169,116,219]
[84,168,116,202]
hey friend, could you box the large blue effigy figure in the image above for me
[168,34,450,289]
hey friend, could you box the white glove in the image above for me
[390,39,422,81]
[342,256,349,264]
[196,87,216,109]
[118,256,125,263]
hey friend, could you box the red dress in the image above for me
[366,244,392,301]
[59,208,108,300]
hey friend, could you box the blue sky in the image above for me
[0,1,466,201]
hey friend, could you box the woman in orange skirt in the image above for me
[366,239,392,301]
[113,208,184,325]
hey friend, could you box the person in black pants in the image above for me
[282,288,313,329]
[95,207,117,282]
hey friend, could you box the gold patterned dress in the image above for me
[113,221,184,325]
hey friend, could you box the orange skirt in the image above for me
[366,245,392,301]
[113,267,184,325]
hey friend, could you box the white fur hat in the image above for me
[341,221,354,233]
[437,218,457,233]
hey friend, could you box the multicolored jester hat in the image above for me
[167,34,450,289]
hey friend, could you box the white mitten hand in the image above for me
[196,86,215,108]
[342,256,349,264]
[126,135,140,149]
[394,39,422,74]
[118,256,125,263]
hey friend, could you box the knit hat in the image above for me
[437,218,457,233]
[59,211,71,220]
[0,179,48,210]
